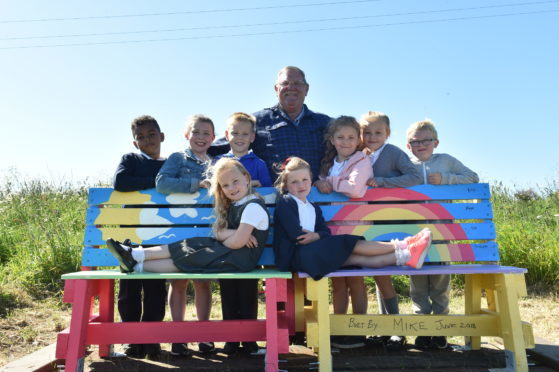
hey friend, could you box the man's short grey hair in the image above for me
[276,66,308,84]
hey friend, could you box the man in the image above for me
[209,66,331,180]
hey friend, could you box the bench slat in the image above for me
[322,202,493,221]
[63,268,292,280]
[88,184,489,206]
[297,264,526,278]
[85,222,495,246]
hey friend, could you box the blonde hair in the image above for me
[274,157,312,194]
[185,114,215,136]
[226,112,256,132]
[406,119,438,141]
[320,116,364,177]
[359,111,391,136]
[209,158,254,234]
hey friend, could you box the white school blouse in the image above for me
[236,194,269,230]
[288,193,316,232]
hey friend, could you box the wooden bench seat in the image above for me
[56,187,292,372]
[293,183,534,372]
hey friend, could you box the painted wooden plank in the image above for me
[62,268,292,280]
[88,184,489,206]
[329,222,496,241]
[82,246,277,267]
[88,187,278,206]
[87,206,217,225]
[84,226,214,246]
[297,264,527,278]
[321,201,493,221]
[308,183,490,202]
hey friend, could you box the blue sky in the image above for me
[1,1,558,189]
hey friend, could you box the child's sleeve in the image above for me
[375,150,422,188]
[155,153,200,194]
[328,156,372,198]
[113,154,155,192]
[440,155,479,184]
[274,198,305,243]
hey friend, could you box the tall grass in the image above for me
[0,173,89,297]
[492,182,559,289]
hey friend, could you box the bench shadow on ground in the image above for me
[86,341,515,371]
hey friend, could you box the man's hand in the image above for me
[297,229,320,245]
[199,179,211,188]
[428,173,442,185]
[314,180,333,194]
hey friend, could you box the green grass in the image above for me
[0,174,557,308]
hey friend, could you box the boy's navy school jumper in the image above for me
[112,152,167,333]
[273,194,361,280]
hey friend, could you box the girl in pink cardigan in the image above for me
[314,115,372,349]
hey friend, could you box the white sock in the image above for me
[131,247,145,263]
[392,239,411,266]
[133,262,144,272]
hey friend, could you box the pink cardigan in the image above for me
[321,150,373,198]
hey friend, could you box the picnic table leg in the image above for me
[495,274,529,372]
[265,278,279,372]
[97,279,114,357]
[306,278,332,372]
[464,274,482,350]
[65,279,94,372]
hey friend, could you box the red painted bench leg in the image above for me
[97,279,114,357]
[265,278,279,372]
[65,279,94,372]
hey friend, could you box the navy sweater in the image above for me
[113,153,165,191]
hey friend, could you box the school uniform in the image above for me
[273,194,361,280]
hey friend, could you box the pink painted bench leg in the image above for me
[265,278,280,372]
[97,279,114,357]
[65,279,93,372]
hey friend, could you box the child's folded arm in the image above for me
[274,198,305,242]
[221,223,255,249]
[331,158,372,198]
[441,157,479,184]
[376,152,422,188]
[155,154,200,194]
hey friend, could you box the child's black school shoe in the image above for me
[198,342,215,354]
[223,342,240,356]
[123,344,144,358]
[106,238,137,273]
[414,336,432,349]
[170,343,192,357]
[431,336,448,349]
[143,343,162,360]
[384,335,407,351]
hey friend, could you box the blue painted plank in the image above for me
[321,202,493,221]
[86,206,217,225]
[82,246,277,267]
[88,184,489,206]
[84,226,214,246]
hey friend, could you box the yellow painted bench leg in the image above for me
[495,274,529,372]
[293,275,306,333]
[464,274,482,350]
[306,278,332,372]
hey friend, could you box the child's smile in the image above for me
[362,121,389,152]
[219,167,250,202]
[286,168,312,201]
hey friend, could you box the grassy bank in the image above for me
[0,178,557,314]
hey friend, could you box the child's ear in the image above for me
[249,131,256,143]
[132,140,140,150]
[406,142,412,151]
[160,132,165,143]
[434,139,439,148]
[184,130,190,140]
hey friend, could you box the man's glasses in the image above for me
[276,80,307,88]
[409,139,436,147]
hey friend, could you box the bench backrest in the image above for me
[83,183,496,269]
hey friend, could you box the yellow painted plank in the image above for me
[329,314,499,337]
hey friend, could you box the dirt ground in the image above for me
[82,340,555,371]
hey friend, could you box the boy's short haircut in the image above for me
[406,119,439,141]
[185,114,215,136]
[226,112,257,132]
[131,115,161,136]
[360,111,390,129]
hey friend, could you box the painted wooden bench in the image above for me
[293,183,534,372]
[55,187,293,372]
